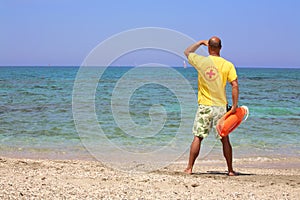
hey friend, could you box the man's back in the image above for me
[188,53,237,106]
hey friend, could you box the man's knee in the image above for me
[221,136,230,144]
[194,135,203,141]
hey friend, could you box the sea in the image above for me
[0,66,299,168]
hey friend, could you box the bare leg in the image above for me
[221,136,236,176]
[184,136,203,174]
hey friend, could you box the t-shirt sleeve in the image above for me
[188,53,204,70]
[227,62,238,82]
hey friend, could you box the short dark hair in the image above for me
[208,39,222,49]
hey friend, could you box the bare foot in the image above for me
[184,168,192,174]
[228,171,238,176]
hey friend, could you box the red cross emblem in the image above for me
[206,69,216,79]
[205,66,218,81]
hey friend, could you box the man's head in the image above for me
[208,36,222,56]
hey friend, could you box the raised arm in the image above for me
[184,40,208,58]
[230,79,239,113]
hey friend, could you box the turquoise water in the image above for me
[231,68,300,157]
[0,67,299,160]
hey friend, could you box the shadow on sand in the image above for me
[152,169,255,177]
[192,171,255,176]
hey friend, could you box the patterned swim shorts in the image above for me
[192,104,226,139]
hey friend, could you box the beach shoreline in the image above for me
[1,155,299,199]
[1,147,300,169]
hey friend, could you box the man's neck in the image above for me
[209,50,220,57]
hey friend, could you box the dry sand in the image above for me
[0,156,299,199]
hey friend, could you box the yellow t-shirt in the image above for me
[188,53,237,106]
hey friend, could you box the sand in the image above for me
[0,156,299,199]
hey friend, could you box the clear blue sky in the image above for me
[1,0,299,67]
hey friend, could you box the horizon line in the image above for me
[0,65,300,69]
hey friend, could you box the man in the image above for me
[184,36,239,176]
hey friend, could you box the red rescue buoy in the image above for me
[217,106,249,137]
